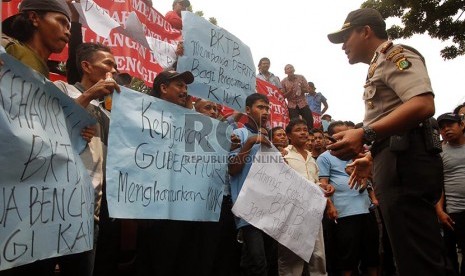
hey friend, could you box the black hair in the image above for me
[354,122,364,129]
[371,25,389,40]
[344,121,355,128]
[8,11,47,42]
[310,128,324,136]
[285,118,308,134]
[269,126,284,140]
[245,93,269,107]
[453,102,465,115]
[75,43,112,78]
[258,57,270,66]
[328,120,346,136]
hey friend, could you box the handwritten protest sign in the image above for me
[232,151,326,261]
[0,51,96,271]
[177,12,256,111]
[106,88,231,221]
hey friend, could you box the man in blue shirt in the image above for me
[317,121,379,276]
[229,93,277,276]
[305,82,328,115]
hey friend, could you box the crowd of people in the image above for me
[1,1,464,276]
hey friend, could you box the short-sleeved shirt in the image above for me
[257,72,282,89]
[2,35,49,77]
[283,145,319,184]
[441,143,465,213]
[306,92,327,114]
[281,74,310,109]
[317,151,370,218]
[229,126,260,229]
[363,41,433,126]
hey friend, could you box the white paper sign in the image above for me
[232,151,327,261]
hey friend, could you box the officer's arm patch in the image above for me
[396,58,411,71]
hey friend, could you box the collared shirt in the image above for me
[305,92,327,114]
[257,71,282,89]
[283,145,319,184]
[363,40,433,126]
[281,74,310,109]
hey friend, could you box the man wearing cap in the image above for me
[326,8,454,276]
[151,70,194,108]
[436,113,465,276]
[165,0,191,31]
[138,69,205,276]
[2,0,71,77]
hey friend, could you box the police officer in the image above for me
[326,8,454,276]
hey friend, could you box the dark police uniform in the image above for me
[366,41,451,276]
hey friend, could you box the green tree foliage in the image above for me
[362,0,465,59]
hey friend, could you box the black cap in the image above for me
[437,113,463,124]
[328,8,386,44]
[152,70,194,97]
[2,0,71,38]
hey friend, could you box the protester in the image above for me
[436,113,465,276]
[280,118,334,276]
[2,0,71,77]
[165,0,191,30]
[321,114,332,132]
[327,8,454,275]
[269,126,289,154]
[54,42,120,276]
[195,98,220,118]
[317,121,379,276]
[256,57,282,89]
[305,82,328,115]
[228,93,278,276]
[281,64,314,130]
[310,128,326,159]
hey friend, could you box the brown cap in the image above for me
[152,70,194,97]
[327,8,385,44]
[2,0,71,38]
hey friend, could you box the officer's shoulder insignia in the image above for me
[396,57,411,71]
[368,63,378,79]
[380,41,393,54]
[385,47,404,61]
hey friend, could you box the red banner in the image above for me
[2,0,180,85]
[256,78,289,128]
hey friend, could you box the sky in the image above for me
[156,0,465,123]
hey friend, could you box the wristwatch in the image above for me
[362,126,377,144]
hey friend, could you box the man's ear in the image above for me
[245,105,251,115]
[27,11,41,28]
[81,61,92,75]
[160,83,168,95]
